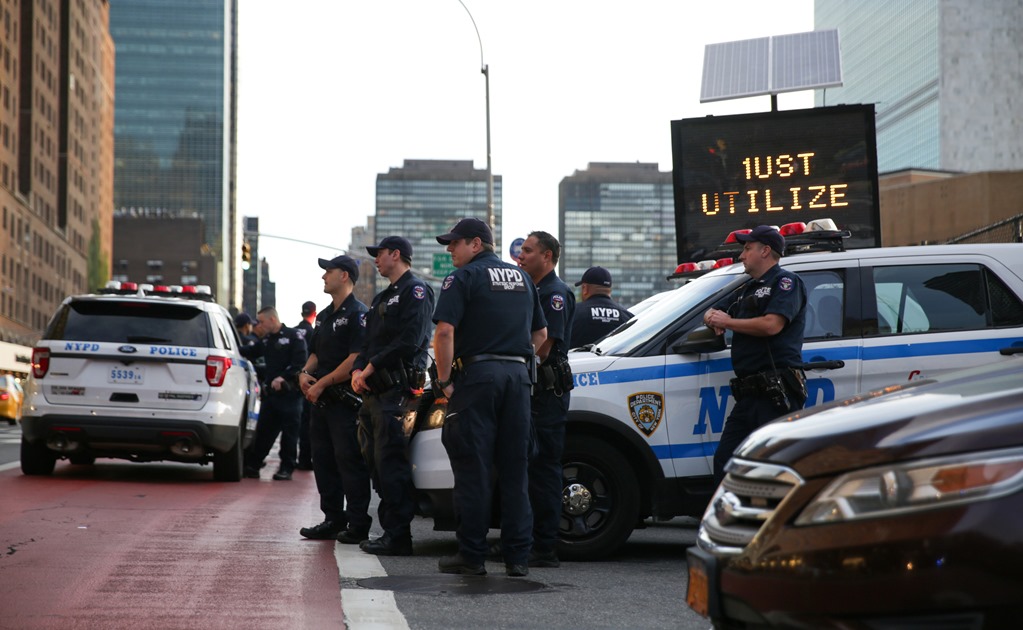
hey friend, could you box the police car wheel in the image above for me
[20,437,57,476]
[558,435,640,560]
[212,422,244,482]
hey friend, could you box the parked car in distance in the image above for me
[688,357,1023,628]
[20,282,261,481]
[0,374,25,424]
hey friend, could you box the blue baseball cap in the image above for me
[734,225,786,256]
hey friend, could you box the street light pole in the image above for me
[457,1,494,233]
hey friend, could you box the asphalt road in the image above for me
[0,431,709,630]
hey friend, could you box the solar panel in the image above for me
[700,29,842,103]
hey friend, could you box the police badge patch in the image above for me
[442,275,454,291]
[551,294,564,311]
[628,392,664,437]
[778,277,793,291]
[413,285,426,300]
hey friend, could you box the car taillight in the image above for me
[0,392,8,401]
[205,356,232,387]
[32,348,50,379]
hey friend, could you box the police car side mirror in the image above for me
[672,326,727,354]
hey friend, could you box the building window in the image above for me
[146,259,162,270]
[181,275,198,285]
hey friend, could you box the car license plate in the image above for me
[686,551,710,618]
[109,367,144,385]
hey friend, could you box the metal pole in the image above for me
[457,1,494,233]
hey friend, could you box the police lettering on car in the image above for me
[297,255,372,542]
[351,236,434,557]
[432,217,547,577]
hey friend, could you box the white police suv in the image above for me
[409,228,1023,559]
[20,282,261,481]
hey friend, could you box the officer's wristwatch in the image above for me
[435,377,453,389]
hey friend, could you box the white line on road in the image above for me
[335,542,409,630]
[0,461,19,472]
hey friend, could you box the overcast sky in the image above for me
[236,0,813,318]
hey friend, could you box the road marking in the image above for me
[0,461,19,472]
[335,542,409,630]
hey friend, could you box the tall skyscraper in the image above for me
[815,0,1023,173]
[374,159,502,289]
[0,0,115,343]
[559,163,675,308]
[110,0,239,308]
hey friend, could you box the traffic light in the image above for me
[241,242,252,269]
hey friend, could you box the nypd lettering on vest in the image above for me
[591,306,620,322]
[628,391,664,437]
[488,267,526,292]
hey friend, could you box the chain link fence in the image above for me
[945,213,1023,244]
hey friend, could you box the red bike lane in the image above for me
[0,461,343,629]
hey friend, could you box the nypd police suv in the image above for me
[20,282,261,481]
[410,228,1023,559]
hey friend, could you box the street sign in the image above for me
[509,237,525,260]
[432,252,456,278]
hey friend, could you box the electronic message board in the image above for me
[670,104,880,263]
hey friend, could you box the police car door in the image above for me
[781,260,863,407]
[859,254,1023,389]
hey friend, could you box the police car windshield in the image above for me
[593,272,741,356]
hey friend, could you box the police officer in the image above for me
[703,225,807,486]
[243,306,308,480]
[516,230,574,568]
[351,236,434,557]
[297,256,372,542]
[295,300,317,471]
[432,218,547,577]
[570,266,634,348]
[235,312,266,381]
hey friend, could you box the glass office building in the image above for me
[560,163,675,309]
[110,0,239,307]
[815,1,1023,173]
[375,160,502,290]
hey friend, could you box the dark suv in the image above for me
[687,357,1023,628]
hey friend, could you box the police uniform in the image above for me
[354,269,434,550]
[243,323,308,476]
[307,295,372,534]
[570,294,633,347]
[294,317,315,469]
[712,264,807,483]
[433,250,547,568]
[529,270,575,558]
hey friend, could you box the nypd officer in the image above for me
[703,225,807,486]
[295,300,317,470]
[297,255,373,542]
[243,306,308,480]
[570,266,634,348]
[432,218,547,577]
[516,230,574,568]
[351,236,434,557]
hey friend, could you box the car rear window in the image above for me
[45,300,211,347]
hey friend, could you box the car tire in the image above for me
[21,438,57,476]
[213,424,243,482]
[558,435,640,560]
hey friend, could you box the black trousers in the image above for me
[245,394,301,472]
[358,389,416,540]
[442,361,533,565]
[528,389,569,554]
[713,390,805,486]
[310,401,371,530]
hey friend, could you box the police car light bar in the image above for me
[99,280,216,301]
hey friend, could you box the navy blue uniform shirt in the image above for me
[570,294,633,347]
[536,270,575,361]
[261,324,309,391]
[354,269,435,372]
[433,251,546,359]
[310,294,368,378]
[717,264,806,377]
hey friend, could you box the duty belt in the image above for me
[455,354,528,370]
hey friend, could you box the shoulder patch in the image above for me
[551,293,565,311]
[359,312,367,327]
[778,277,794,292]
[413,285,426,300]
[442,275,455,291]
